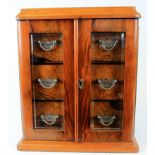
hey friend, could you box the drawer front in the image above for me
[31,33,63,64]
[91,65,124,100]
[91,32,125,62]
[90,101,123,130]
[34,101,64,130]
[32,65,64,100]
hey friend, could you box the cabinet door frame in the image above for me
[18,20,75,141]
[78,19,138,142]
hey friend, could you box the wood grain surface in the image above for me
[122,19,139,141]
[17,7,140,152]
[91,65,124,100]
[31,33,63,64]
[16,7,141,20]
[34,101,64,130]
[78,19,138,142]
[32,65,64,100]
[74,19,79,142]
[90,102,123,130]
[78,19,92,142]
[17,138,139,152]
[18,20,75,141]
[91,32,125,62]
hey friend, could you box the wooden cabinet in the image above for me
[17,7,141,152]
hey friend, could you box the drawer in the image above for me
[31,65,64,100]
[91,65,124,100]
[33,101,64,130]
[31,33,63,64]
[90,101,123,130]
[91,32,125,62]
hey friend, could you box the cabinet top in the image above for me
[16,7,141,20]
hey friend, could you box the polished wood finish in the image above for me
[34,101,64,130]
[78,19,138,143]
[17,138,139,152]
[18,20,74,141]
[31,33,63,64]
[74,19,79,142]
[18,21,33,140]
[78,19,123,142]
[17,7,140,152]
[16,7,140,20]
[32,65,64,100]
[91,32,125,62]
[122,19,139,140]
[92,65,124,100]
[90,102,123,130]
[78,19,92,142]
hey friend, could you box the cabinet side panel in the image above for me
[17,21,33,139]
[122,19,139,140]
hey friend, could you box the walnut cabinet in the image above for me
[16,7,141,152]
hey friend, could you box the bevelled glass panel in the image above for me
[90,32,125,131]
[91,32,125,62]
[33,101,64,130]
[90,101,123,130]
[31,33,63,64]
[31,33,64,130]
[31,65,64,100]
[91,64,124,100]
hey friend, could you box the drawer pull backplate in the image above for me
[98,79,117,90]
[38,78,57,89]
[97,39,118,51]
[38,40,57,51]
[97,115,116,126]
[40,114,59,125]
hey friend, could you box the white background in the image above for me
[0,0,151,154]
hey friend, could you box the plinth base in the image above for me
[17,137,139,153]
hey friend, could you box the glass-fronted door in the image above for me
[78,19,126,142]
[90,32,125,131]
[30,20,74,141]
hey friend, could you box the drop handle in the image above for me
[78,79,84,90]
[40,114,59,125]
[97,39,118,51]
[97,115,116,126]
[38,78,57,89]
[97,79,117,90]
[38,40,57,51]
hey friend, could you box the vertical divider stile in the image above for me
[74,19,79,142]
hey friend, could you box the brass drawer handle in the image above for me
[40,114,59,125]
[97,115,116,126]
[97,39,118,50]
[78,79,84,90]
[38,78,57,89]
[98,79,117,90]
[38,40,57,51]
